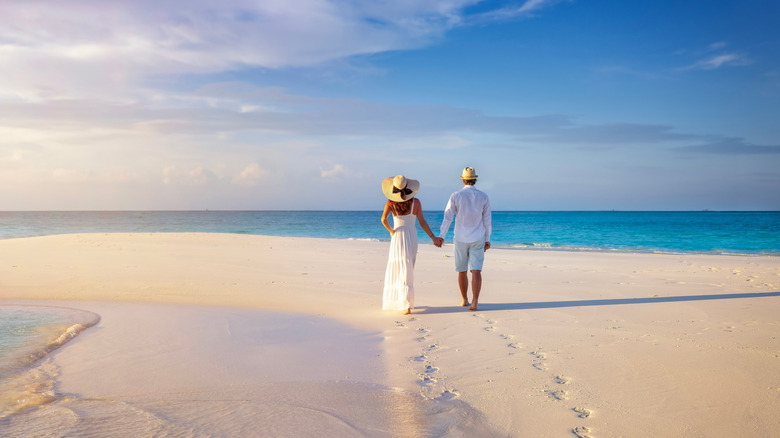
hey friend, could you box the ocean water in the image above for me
[1,210,778,255]
[0,305,100,418]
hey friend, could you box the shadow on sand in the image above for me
[416,291,780,314]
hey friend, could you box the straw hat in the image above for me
[382,175,420,202]
[460,167,478,180]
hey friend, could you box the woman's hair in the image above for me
[389,198,414,216]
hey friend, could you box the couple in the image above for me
[381,167,492,315]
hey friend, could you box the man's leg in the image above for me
[466,240,485,311]
[454,240,470,306]
[458,271,469,306]
[469,270,482,311]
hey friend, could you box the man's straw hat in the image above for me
[460,167,478,180]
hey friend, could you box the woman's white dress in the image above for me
[382,213,418,311]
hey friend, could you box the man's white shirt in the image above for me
[439,185,492,243]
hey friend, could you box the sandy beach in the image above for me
[1,233,779,437]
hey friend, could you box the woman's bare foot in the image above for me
[468,303,478,311]
[403,308,411,315]
[461,300,470,307]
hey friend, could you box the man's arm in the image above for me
[439,194,456,239]
[483,195,492,250]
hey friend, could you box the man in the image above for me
[438,167,492,311]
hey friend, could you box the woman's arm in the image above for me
[381,201,395,236]
[414,199,441,245]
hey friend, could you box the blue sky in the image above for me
[1,0,778,210]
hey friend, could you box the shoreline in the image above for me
[4,232,779,258]
[0,301,422,436]
[1,233,779,436]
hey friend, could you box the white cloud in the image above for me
[0,0,571,101]
[515,0,560,14]
[0,0,487,100]
[474,0,563,20]
[675,42,753,71]
[162,166,178,184]
[689,53,752,70]
[321,163,347,179]
[677,42,752,71]
[189,167,218,185]
[233,162,268,186]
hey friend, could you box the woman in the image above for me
[381,175,442,314]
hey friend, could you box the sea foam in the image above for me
[0,305,100,418]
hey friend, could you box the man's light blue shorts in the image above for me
[454,239,485,272]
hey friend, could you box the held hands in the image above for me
[432,236,444,248]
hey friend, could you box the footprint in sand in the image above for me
[573,426,595,438]
[554,375,571,385]
[395,320,406,328]
[500,333,514,340]
[435,389,459,401]
[416,327,431,342]
[507,342,522,350]
[546,389,568,400]
[480,318,497,332]
[418,374,438,387]
[424,364,439,374]
[573,407,593,418]
[530,350,549,370]
[413,354,428,362]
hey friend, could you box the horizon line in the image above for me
[2,209,779,213]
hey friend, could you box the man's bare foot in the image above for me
[468,303,478,311]
[461,300,470,307]
[403,308,411,315]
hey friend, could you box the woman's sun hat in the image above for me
[460,167,478,180]
[382,175,420,202]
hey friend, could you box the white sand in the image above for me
[1,233,779,437]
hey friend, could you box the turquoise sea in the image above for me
[1,210,779,255]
